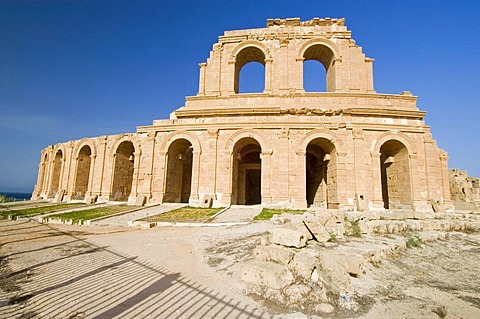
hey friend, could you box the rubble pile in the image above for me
[239,209,480,315]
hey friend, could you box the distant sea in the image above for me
[0,192,32,202]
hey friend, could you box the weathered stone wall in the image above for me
[31,18,453,212]
[449,169,480,210]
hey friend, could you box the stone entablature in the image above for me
[32,18,453,212]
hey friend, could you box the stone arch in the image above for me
[230,40,271,62]
[73,144,93,200]
[297,38,341,62]
[110,140,136,201]
[109,134,141,158]
[158,131,202,203]
[230,137,262,205]
[297,129,346,156]
[74,138,97,158]
[372,131,417,155]
[37,151,49,197]
[225,129,272,205]
[159,131,202,155]
[378,139,413,209]
[49,145,66,196]
[225,128,271,154]
[298,39,341,92]
[230,41,271,94]
[297,130,342,208]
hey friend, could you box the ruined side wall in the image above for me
[449,169,480,210]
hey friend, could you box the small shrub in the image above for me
[328,232,337,242]
[406,235,423,248]
[432,305,448,319]
[345,217,362,238]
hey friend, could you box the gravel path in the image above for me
[213,205,262,223]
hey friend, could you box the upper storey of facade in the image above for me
[169,17,421,120]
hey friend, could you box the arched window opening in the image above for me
[303,60,326,92]
[380,140,412,209]
[164,139,193,203]
[111,141,135,201]
[232,137,262,205]
[50,150,63,196]
[38,153,48,196]
[303,44,335,92]
[74,145,92,200]
[305,138,338,208]
[238,61,265,93]
[234,47,266,94]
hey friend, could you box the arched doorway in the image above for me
[111,141,135,201]
[232,137,262,205]
[305,138,337,208]
[380,140,412,209]
[50,150,63,196]
[234,47,266,93]
[303,44,335,92]
[38,153,48,196]
[164,139,193,203]
[74,145,92,200]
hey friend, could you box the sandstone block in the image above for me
[304,222,331,243]
[289,249,319,280]
[240,260,294,289]
[270,228,307,248]
[253,245,295,264]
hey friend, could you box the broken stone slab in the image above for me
[253,244,295,264]
[270,228,307,248]
[303,222,331,243]
[317,251,353,294]
[240,260,294,290]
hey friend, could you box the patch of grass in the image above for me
[0,203,85,220]
[345,217,362,237]
[406,235,423,248]
[141,206,222,223]
[253,208,306,221]
[45,205,133,224]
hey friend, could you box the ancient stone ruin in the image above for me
[32,17,453,212]
[449,169,480,210]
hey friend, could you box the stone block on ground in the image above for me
[240,260,294,290]
[270,228,307,248]
[303,221,331,242]
[135,195,147,206]
[253,245,295,264]
[289,249,320,280]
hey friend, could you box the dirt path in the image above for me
[1,218,479,319]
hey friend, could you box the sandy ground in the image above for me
[0,215,479,319]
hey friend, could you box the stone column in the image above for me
[198,62,207,95]
[370,151,384,210]
[293,150,308,209]
[260,149,273,204]
[97,136,109,202]
[294,57,305,93]
[263,58,273,94]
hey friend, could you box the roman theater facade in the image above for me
[32,18,453,212]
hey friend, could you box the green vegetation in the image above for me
[406,235,423,248]
[345,217,362,237]
[45,205,134,225]
[253,208,306,221]
[140,206,222,223]
[432,305,448,319]
[0,203,85,220]
[0,195,6,203]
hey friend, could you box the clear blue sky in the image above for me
[1,0,479,193]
